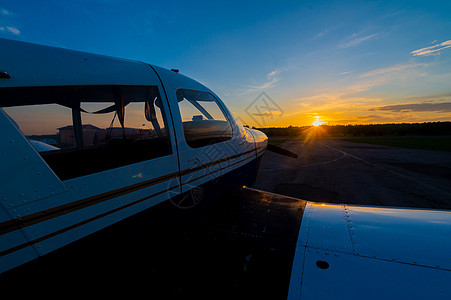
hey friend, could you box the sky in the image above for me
[1,0,451,127]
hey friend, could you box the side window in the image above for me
[177,89,232,148]
[3,103,74,151]
[1,85,171,180]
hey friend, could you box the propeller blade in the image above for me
[266,144,298,158]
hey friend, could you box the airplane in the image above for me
[0,38,450,299]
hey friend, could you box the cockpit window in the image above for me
[177,89,232,148]
[1,85,171,180]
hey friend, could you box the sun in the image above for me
[312,120,323,126]
[312,116,323,126]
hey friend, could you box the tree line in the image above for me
[251,122,451,137]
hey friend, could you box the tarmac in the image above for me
[254,138,451,209]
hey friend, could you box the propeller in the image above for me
[266,144,298,158]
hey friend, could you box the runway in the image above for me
[254,138,451,209]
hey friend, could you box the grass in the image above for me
[343,137,451,152]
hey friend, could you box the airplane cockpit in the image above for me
[177,88,233,148]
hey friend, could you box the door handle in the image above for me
[188,157,200,169]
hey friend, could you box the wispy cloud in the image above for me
[5,26,19,35]
[294,61,430,112]
[313,28,332,40]
[243,68,285,94]
[357,113,421,124]
[0,8,20,35]
[339,32,378,48]
[411,40,451,56]
[337,71,352,76]
[370,102,451,113]
[266,69,281,78]
[1,8,10,15]
[281,63,451,125]
[246,77,279,91]
[360,62,425,78]
[396,93,451,102]
[0,26,20,35]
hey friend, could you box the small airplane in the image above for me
[1,38,450,299]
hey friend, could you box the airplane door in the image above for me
[148,66,257,207]
[165,88,255,197]
[175,89,237,192]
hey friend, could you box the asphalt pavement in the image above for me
[253,138,451,209]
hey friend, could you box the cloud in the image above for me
[370,102,451,113]
[5,26,19,35]
[246,77,279,91]
[291,61,433,115]
[339,33,378,48]
[313,28,332,40]
[0,26,20,35]
[266,69,281,78]
[357,113,421,123]
[396,93,451,102]
[411,40,451,56]
[0,8,19,35]
[360,63,425,78]
[243,68,285,94]
[337,71,352,76]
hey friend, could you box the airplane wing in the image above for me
[230,187,451,300]
[285,193,451,299]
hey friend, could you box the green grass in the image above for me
[343,137,451,152]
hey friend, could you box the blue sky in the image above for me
[1,0,451,126]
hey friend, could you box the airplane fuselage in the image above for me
[0,38,266,273]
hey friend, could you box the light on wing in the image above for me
[288,202,451,300]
